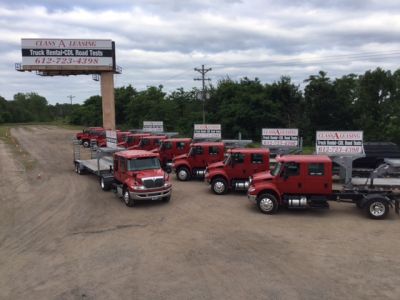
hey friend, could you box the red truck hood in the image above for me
[173,153,187,161]
[252,170,274,181]
[128,168,165,180]
[151,148,160,153]
[207,161,225,170]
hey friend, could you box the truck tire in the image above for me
[100,177,111,191]
[211,177,228,195]
[82,140,90,148]
[123,187,135,207]
[177,167,190,181]
[257,193,278,214]
[365,198,389,219]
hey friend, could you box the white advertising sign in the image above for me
[106,130,117,149]
[194,124,221,139]
[262,128,299,147]
[21,38,114,68]
[316,131,364,155]
[143,121,164,132]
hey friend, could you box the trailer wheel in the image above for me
[365,198,389,219]
[177,167,190,181]
[257,193,278,214]
[123,188,135,207]
[82,140,90,148]
[211,177,228,195]
[76,163,85,175]
[100,177,111,191]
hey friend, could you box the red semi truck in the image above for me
[76,127,105,148]
[172,142,225,181]
[153,138,192,172]
[205,148,270,194]
[118,133,151,148]
[74,148,172,207]
[247,155,400,219]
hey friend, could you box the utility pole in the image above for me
[194,64,212,124]
[67,95,75,105]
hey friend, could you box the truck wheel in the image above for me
[123,188,135,207]
[365,198,388,219]
[82,140,90,148]
[177,167,190,181]
[211,178,228,195]
[257,193,278,214]
[100,177,111,191]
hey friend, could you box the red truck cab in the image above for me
[247,155,332,213]
[76,127,104,148]
[172,142,225,181]
[119,133,151,148]
[129,135,167,151]
[205,148,270,194]
[153,138,192,172]
[111,150,172,206]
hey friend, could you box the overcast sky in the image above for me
[1,0,400,104]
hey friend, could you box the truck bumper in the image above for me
[247,194,257,204]
[129,186,172,201]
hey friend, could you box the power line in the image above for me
[194,64,212,124]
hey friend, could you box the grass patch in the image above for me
[0,125,37,170]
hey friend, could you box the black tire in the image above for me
[100,177,111,191]
[176,167,190,181]
[257,193,279,214]
[77,163,85,175]
[123,187,135,207]
[211,177,228,195]
[82,140,90,148]
[365,198,389,219]
[162,195,171,202]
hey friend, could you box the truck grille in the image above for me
[142,177,164,188]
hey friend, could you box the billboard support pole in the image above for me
[101,72,115,130]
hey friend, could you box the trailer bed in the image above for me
[75,157,113,174]
[352,177,400,188]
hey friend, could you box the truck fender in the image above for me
[360,194,392,209]
[257,184,281,204]
[175,163,191,173]
[210,172,228,184]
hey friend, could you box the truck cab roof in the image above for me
[227,148,269,154]
[277,155,331,163]
[191,142,224,147]
[115,150,159,159]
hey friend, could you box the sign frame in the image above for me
[262,128,299,148]
[193,124,221,139]
[316,131,364,156]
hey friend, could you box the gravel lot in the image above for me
[0,125,399,300]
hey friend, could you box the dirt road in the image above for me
[0,125,399,300]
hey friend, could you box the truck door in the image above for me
[228,152,247,179]
[250,153,267,174]
[302,163,332,195]
[119,157,128,182]
[190,146,205,168]
[276,162,302,194]
[162,141,173,163]
[208,146,222,165]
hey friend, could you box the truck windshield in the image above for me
[127,158,160,171]
[126,136,133,143]
[271,162,282,176]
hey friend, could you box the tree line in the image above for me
[1,67,400,144]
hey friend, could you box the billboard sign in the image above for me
[21,38,114,70]
[194,124,221,139]
[106,130,117,149]
[316,131,364,155]
[143,121,164,132]
[262,128,299,147]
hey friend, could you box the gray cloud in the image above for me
[0,1,400,104]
